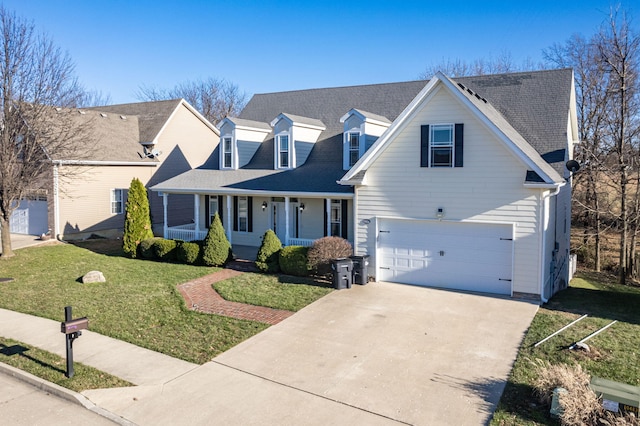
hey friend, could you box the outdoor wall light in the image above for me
[299,203,305,212]
[436,207,445,220]
[261,201,268,211]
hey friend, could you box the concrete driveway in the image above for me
[81,282,538,425]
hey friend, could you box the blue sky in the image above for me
[2,0,635,104]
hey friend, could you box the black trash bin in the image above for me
[350,255,370,285]
[331,258,353,289]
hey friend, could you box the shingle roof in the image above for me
[87,99,182,144]
[154,69,573,195]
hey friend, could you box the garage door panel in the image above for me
[377,219,513,295]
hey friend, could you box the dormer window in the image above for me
[222,136,233,168]
[348,133,360,167]
[277,134,290,169]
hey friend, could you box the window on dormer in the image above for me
[222,137,232,168]
[278,135,289,168]
[348,133,360,167]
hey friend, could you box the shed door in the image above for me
[377,219,513,295]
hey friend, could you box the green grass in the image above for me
[1,337,132,392]
[213,273,333,311]
[491,271,640,425]
[0,241,269,364]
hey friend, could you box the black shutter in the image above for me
[323,199,328,236]
[341,200,348,239]
[217,195,223,223]
[454,123,464,167]
[420,125,430,167]
[204,195,210,227]
[248,197,253,232]
[233,196,238,231]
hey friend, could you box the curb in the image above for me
[0,362,135,425]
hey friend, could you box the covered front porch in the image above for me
[159,192,353,248]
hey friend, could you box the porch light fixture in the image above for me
[262,201,268,211]
[299,203,305,212]
[436,207,445,220]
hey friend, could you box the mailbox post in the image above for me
[60,306,88,378]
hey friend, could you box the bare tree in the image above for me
[0,6,89,258]
[418,51,545,79]
[136,77,247,125]
[595,8,640,284]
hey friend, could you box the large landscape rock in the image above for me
[82,271,106,283]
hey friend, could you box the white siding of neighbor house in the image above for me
[354,86,549,295]
[57,164,155,239]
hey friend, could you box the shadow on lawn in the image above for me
[278,274,332,288]
[544,286,640,326]
[70,238,125,257]
[0,344,66,375]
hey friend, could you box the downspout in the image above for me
[53,163,61,240]
[539,185,562,303]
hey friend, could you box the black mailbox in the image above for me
[61,317,89,334]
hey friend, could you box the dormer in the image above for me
[217,117,271,169]
[340,108,391,170]
[270,113,325,169]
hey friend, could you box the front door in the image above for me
[272,201,300,243]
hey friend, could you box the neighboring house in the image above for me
[152,69,578,301]
[13,99,218,240]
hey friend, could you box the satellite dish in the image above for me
[565,160,581,173]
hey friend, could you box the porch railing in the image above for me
[288,238,315,247]
[165,224,207,242]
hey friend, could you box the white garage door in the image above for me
[10,199,48,235]
[377,219,513,295]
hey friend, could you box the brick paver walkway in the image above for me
[177,261,294,325]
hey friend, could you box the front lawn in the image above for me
[491,271,640,425]
[0,240,329,365]
[213,273,333,311]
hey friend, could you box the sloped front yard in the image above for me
[492,271,640,424]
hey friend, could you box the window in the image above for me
[277,135,289,168]
[348,133,360,167]
[331,199,341,237]
[237,196,248,232]
[209,196,218,226]
[420,123,463,168]
[430,124,454,167]
[111,189,123,214]
[222,137,232,168]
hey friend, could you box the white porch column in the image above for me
[162,193,168,238]
[284,196,290,245]
[194,194,200,237]
[226,195,233,244]
[325,198,331,237]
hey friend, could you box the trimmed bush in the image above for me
[202,213,232,266]
[153,238,177,261]
[139,237,161,259]
[307,236,353,276]
[256,230,282,273]
[279,246,310,277]
[123,177,153,258]
[177,241,201,264]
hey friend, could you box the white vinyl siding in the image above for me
[354,87,544,295]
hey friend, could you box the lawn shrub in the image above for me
[153,238,177,261]
[307,236,353,276]
[177,241,201,264]
[123,177,154,258]
[202,213,232,266]
[255,230,282,273]
[139,237,160,259]
[279,246,310,276]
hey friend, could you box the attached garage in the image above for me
[10,198,49,235]
[377,219,514,295]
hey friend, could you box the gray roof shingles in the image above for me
[154,69,573,195]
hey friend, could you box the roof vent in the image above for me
[120,115,126,120]
[100,113,107,118]
[457,83,466,90]
[78,110,86,114]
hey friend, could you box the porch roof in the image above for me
[150,166,354,197]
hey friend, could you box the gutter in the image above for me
[54,160,157,166]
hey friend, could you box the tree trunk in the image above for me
[0,215,14,258]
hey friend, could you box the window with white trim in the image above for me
[277,135,289,168]
[430,124,454,167]
[111,189,123,214]
[237,196,248,232]
[209,196,219,226]
[222,136,232,168]
[348,132,360,167]
[330,199,341,237]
